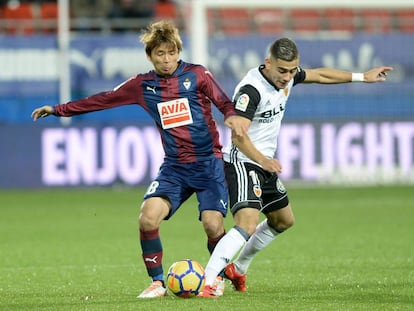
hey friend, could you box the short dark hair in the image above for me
[269,38,299,62]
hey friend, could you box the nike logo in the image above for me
[220,256,230,264]
[220,199,228,209]
[146,86,156,94]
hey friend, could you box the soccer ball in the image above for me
[166,259,206,298]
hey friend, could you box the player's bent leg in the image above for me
[232,204,294,278]
[201,210,227,296]
[138,197,171,298]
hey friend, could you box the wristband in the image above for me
[352,73,364,82]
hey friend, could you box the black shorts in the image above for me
[224,161,289,215]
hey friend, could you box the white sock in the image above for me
[234,219,279,275]
[204,228,247,286]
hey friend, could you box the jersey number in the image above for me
[146,181,159,195]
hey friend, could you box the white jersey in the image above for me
[223,65,305,166]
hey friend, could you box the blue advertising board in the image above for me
[0,33,413,124]
[0,33,413,187]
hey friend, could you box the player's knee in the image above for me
[234,207,260,235]
[236,222,257,236]
[203,222,225,238]
[138,212,159,230]
[201,211,224,237]
[138,197,170,230]
[280,216,295,231]
[268,214,295,232]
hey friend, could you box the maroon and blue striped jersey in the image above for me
[54,60,237,163]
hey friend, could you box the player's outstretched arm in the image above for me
[304,66,393,84]
[31,105,54,122]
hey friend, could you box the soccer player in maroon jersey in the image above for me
[31,20,247,298]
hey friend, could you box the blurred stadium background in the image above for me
[0,0,413,188]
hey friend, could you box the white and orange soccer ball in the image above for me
[166,259,206,298]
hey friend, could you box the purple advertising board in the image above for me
[1,120,413,188]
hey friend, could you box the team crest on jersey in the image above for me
[183,78,191,90]
[157,98,193,129]
[276,178,286,194]
[235,93,249,112]
[253,185,262,197]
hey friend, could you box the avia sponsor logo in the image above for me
[157,98,193,129]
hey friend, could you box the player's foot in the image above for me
[224,263,247,292]
[212,276,225,296]
[197,285,219,298]
[137,280,167,298]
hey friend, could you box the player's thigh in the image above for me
[224,161,262,213]
[196,158,229,217]
[144,162,193,219]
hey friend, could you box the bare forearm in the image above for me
[305,66,393,84]
[232,135,267,166]
[306,68,352,84]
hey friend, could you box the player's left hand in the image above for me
[364,66,394,83]
[31,105,54,121]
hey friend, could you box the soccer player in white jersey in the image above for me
[198,37,393,297]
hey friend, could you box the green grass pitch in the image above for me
[1,185,413,310]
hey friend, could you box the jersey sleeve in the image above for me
[233,84,261,121]
[54,76,142,117]
[200,67,237,119]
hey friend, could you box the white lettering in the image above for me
[66,128,96,185]
[96,127,117,184]
[393,122,414,176]
[118,127,147,184]
[365,123,393,174]
[278,124,300,179]
[42,128,66,185]
[141,126,164,179]
[300,124,317,180]
[40,122,414,186]
[336,122,363,170]
[320,124,336,177]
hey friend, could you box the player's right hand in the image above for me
[31,105,54,121]
[261,158,282,174]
